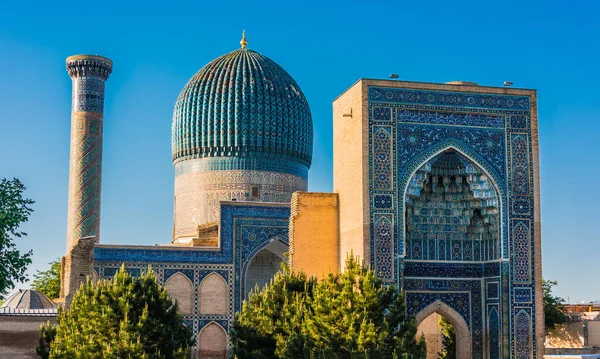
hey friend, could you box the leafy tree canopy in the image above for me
[38,265,193,359]
[543,279,567,331]
[31,259,61,300]
[0,178,34,296]
[231,256,426,359]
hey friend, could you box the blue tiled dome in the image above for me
[172,48,313,168]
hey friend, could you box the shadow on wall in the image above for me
[545,322,585,348]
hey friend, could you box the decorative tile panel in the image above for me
[397,109,505,128]
[373,214,394,281]
[515,309,532,359]
[512,220,531,283]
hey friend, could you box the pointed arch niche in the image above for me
[199,273,228,315]
[165,272,194,315]
[197,322,227,359]
[404,148,501,261]
[244,239,287,299]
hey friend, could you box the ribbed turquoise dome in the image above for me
[172,48,313,168]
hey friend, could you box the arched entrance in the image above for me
[415,301,471,359]
[244,239,288,299]
[404,148,501,261]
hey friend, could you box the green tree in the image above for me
[0,178,34,296]
[543,279,567,331]
[231,257,426,359]
[38,265,193,359]
[438,317,455,359]
[31,259,61,300]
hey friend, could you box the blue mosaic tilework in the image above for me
[502,262,510,358]
[515,309,532,358]
[94,245,232,264]
[489,306,500,359]
[487,282,500,299]
[373,126,393,190]
[484,262,501,277]
[514,287,533,303]
[373,194,393,209]
[404,262,484,278]
[369,86,530,110]
[511,198,531,216]
[165,268,194,282]
[512,219,531,283]
[397,125,505,175]
[74,78,106,113]
[218,203,290,311]
[368,84,538,358]
[406,291,471,327]
[372,107,392,121]
[510,115,529,129]
[174,156,309,178]
[404,277,483,357]
[510,134,530,195]
[397,109,505,128]
[373,214,394,281]
[405,150,501,262]
[172,49,313,167]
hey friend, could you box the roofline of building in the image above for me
[333,78,537,102]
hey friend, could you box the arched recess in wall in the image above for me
[403,147,502,261]
[244,239,288,299]
[199,273,228,315]
[165,272,194,315]
[415,300,472,359]
[197,322,227,359]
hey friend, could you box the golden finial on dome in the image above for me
[240,30,248,49]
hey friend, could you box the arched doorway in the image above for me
[244,239,288,299]
[415,301,471,359]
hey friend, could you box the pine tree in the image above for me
[38,266,193,358]
[231,257,426,359]
[231,264,316,358]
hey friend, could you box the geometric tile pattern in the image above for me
[373,214,394,280]
[65,56,112,250]
[512,220,531,283]
[489,306,500,359]
[368,84,538,358]
[515,309,532,359]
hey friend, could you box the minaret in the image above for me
[65,55,112,251]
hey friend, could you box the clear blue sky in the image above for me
[0,0,598,303]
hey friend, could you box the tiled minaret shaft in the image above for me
[65,55,112,251]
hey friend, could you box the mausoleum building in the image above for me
[60,35,543,359]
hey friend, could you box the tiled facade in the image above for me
[65,55,112,251]
[331,79,542,359]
